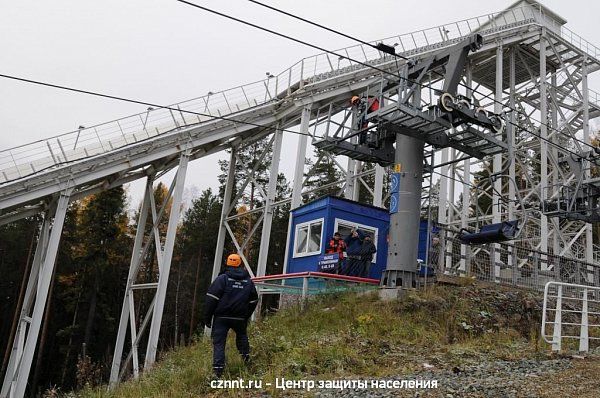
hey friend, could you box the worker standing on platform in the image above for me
[326,231,347,274]
[344,228,365,276]
[358,235,377,278]
[351,95,380,145]
[204,253,259,378]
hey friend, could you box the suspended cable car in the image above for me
[459,219,519,245]
[458,136,528,245]
[458,173,527,245]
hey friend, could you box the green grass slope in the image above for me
[83,283,548,397]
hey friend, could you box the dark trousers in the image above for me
[345,258,371,277]
[335,259,344,274]
[211,317,250,376]
[344,258,362,276]
[360,260,371,278]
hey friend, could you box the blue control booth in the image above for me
[286,195,432,280]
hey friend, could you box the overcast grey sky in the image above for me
[0,0,597,207]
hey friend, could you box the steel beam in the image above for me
[282,105,311,274]
[256,127,283,278]
[582,58,594,267]
[492,44,503,281]
[438,148,449,272]
[1,214,49,398]
[352,161,362,201]
[460,63,473,273]
[1,191,70,398]
[540,30,550,267]
[211,149,237,282]
[373,165,384,207]
[110,152,190,382]
[508,47,519,277]
[109,177,153,387]
[550,70,560,256]
[145,153,189,369]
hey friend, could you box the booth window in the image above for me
[334,219,378,262]
[294,219,323,257]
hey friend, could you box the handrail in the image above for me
[541,281,600,351]
[252,271,379,285]
[2,4,599,185]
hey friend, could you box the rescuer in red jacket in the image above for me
[325,231,346,274]
[351,95,380,145]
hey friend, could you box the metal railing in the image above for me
[431,228,600,292]
[1,4,599,185]
[253,271,379,309]
[541,281,600,352]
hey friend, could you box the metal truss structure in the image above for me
[109,153,189,387]
[2,1,600,395]
[1,192,70,398]
[435,7,600,278]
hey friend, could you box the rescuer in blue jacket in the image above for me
[204,253,259,378]
[344,228,365,276]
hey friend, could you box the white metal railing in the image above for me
[1,4,599,185]
[588,88,600,108]
[542,281,600,352]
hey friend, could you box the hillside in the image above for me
[80,282,600,398]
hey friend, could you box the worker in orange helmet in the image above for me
[204,253,258,378]
[351,95,380,144]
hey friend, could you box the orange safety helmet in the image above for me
[226,253,242,267]
[351,95,360,105]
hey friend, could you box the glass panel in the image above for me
[296,226,308,254]
[308,222,322,252]
[336,221,377,262]
[362,227,376,240]
[337,222,375,240]
[337,223,353,239]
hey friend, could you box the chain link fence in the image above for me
[427,226,600,291]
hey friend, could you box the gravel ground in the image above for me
[241,356,600,398]
[309,357,583,398]
[531,357,600,398]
